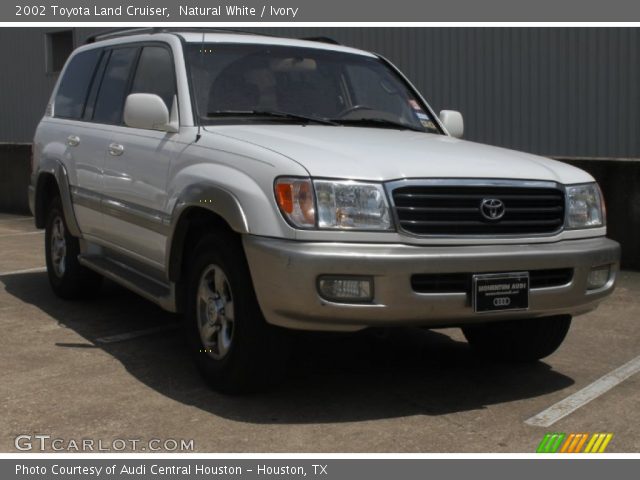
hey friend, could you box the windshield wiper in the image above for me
[206,109,338,126]
[331,118,425,132]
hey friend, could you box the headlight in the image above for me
[314,180,391,230]
[565,183,605,229]
[274,177,392,230]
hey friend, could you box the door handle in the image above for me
[66,135,80,147]
[108,143,124,156]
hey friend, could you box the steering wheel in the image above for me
[336,105,375,118]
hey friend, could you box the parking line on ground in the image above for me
[0,216,33,222]
[94,324,180,344]
[0,231,43,238]
[525,354,640,427]
[0,266,46,277]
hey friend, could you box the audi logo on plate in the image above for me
[480,198,506,220]
[493,297,511,307]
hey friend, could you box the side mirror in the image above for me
[123,93,178,132]
[439,110,464,138]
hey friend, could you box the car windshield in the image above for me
[185,43,440,133]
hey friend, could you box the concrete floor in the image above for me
[0,213,638,453]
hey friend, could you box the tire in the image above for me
[44,196,103,299]
[184,231,290,393]
[462,315,572,362]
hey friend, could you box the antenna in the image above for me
[195,30,205,142]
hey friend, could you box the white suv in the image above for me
[30,30,620,392]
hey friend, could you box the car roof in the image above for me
[178,32,375,57]
[84,30,377,58]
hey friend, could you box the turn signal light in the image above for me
[274,178,316,228]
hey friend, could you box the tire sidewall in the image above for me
[45,200,72,290]
[44,197,102,299]
[184,233,277,391]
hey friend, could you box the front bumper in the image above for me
[243,236,620,331]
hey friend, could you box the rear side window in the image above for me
[130,46,176,110]
[54,49,102,119]
[93,47,138,125]
[82,50,110,121]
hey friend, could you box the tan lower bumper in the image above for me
[243,235,620,331]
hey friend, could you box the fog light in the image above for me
[587,265,611,290]
[317,276,373,303]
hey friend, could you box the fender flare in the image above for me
[166,183,249,281]
[33,158,82,237]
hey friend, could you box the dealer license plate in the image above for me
[472,272,530,313]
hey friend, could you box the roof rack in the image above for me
[84,27,282,44]
[301,36,341,45]
[85,28,343,46]
[85,27,157,43]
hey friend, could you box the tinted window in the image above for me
[82,50,110,121]
[93,47,138,125]
[54,49,102,119]
[186,44,439,133]
[130,46,176,109]
[345,61,428,125]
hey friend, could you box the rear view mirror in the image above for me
[124,93,178,132]
[439,110,464,138]
[270,58,317,72]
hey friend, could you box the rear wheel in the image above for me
[44,197,102,299]
[462,315,572,362]
[184,232,289,393]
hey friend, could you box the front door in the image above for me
[99,45,181,268]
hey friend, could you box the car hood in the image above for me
[204,125,593,184]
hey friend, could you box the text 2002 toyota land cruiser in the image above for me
[30,30,620,392]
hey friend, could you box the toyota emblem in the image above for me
[480,198,506,220]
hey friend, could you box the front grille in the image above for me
[392,184,565,236]
[529,268,574,289]
[411,268,574,294]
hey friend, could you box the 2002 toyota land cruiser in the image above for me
[30,29,620,392]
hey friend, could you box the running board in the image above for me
[78,255,177,312]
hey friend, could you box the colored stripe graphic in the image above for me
[563,433,585,453]
[536,433,566,453]
[537,433,613,453]
[573,433,589,453]
[559,433,575,453]
[597,434,614,453]
[584,434,599,453]
[536,433,553,453]
[549,433,566,453]
[584,433,614,453]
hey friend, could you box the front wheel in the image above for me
[184,232,289,393]
[462,315,572,362]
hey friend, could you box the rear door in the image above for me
[74,45,139,246]
[49,47,105,237]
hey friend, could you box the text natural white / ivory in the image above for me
[178,5,300,18]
